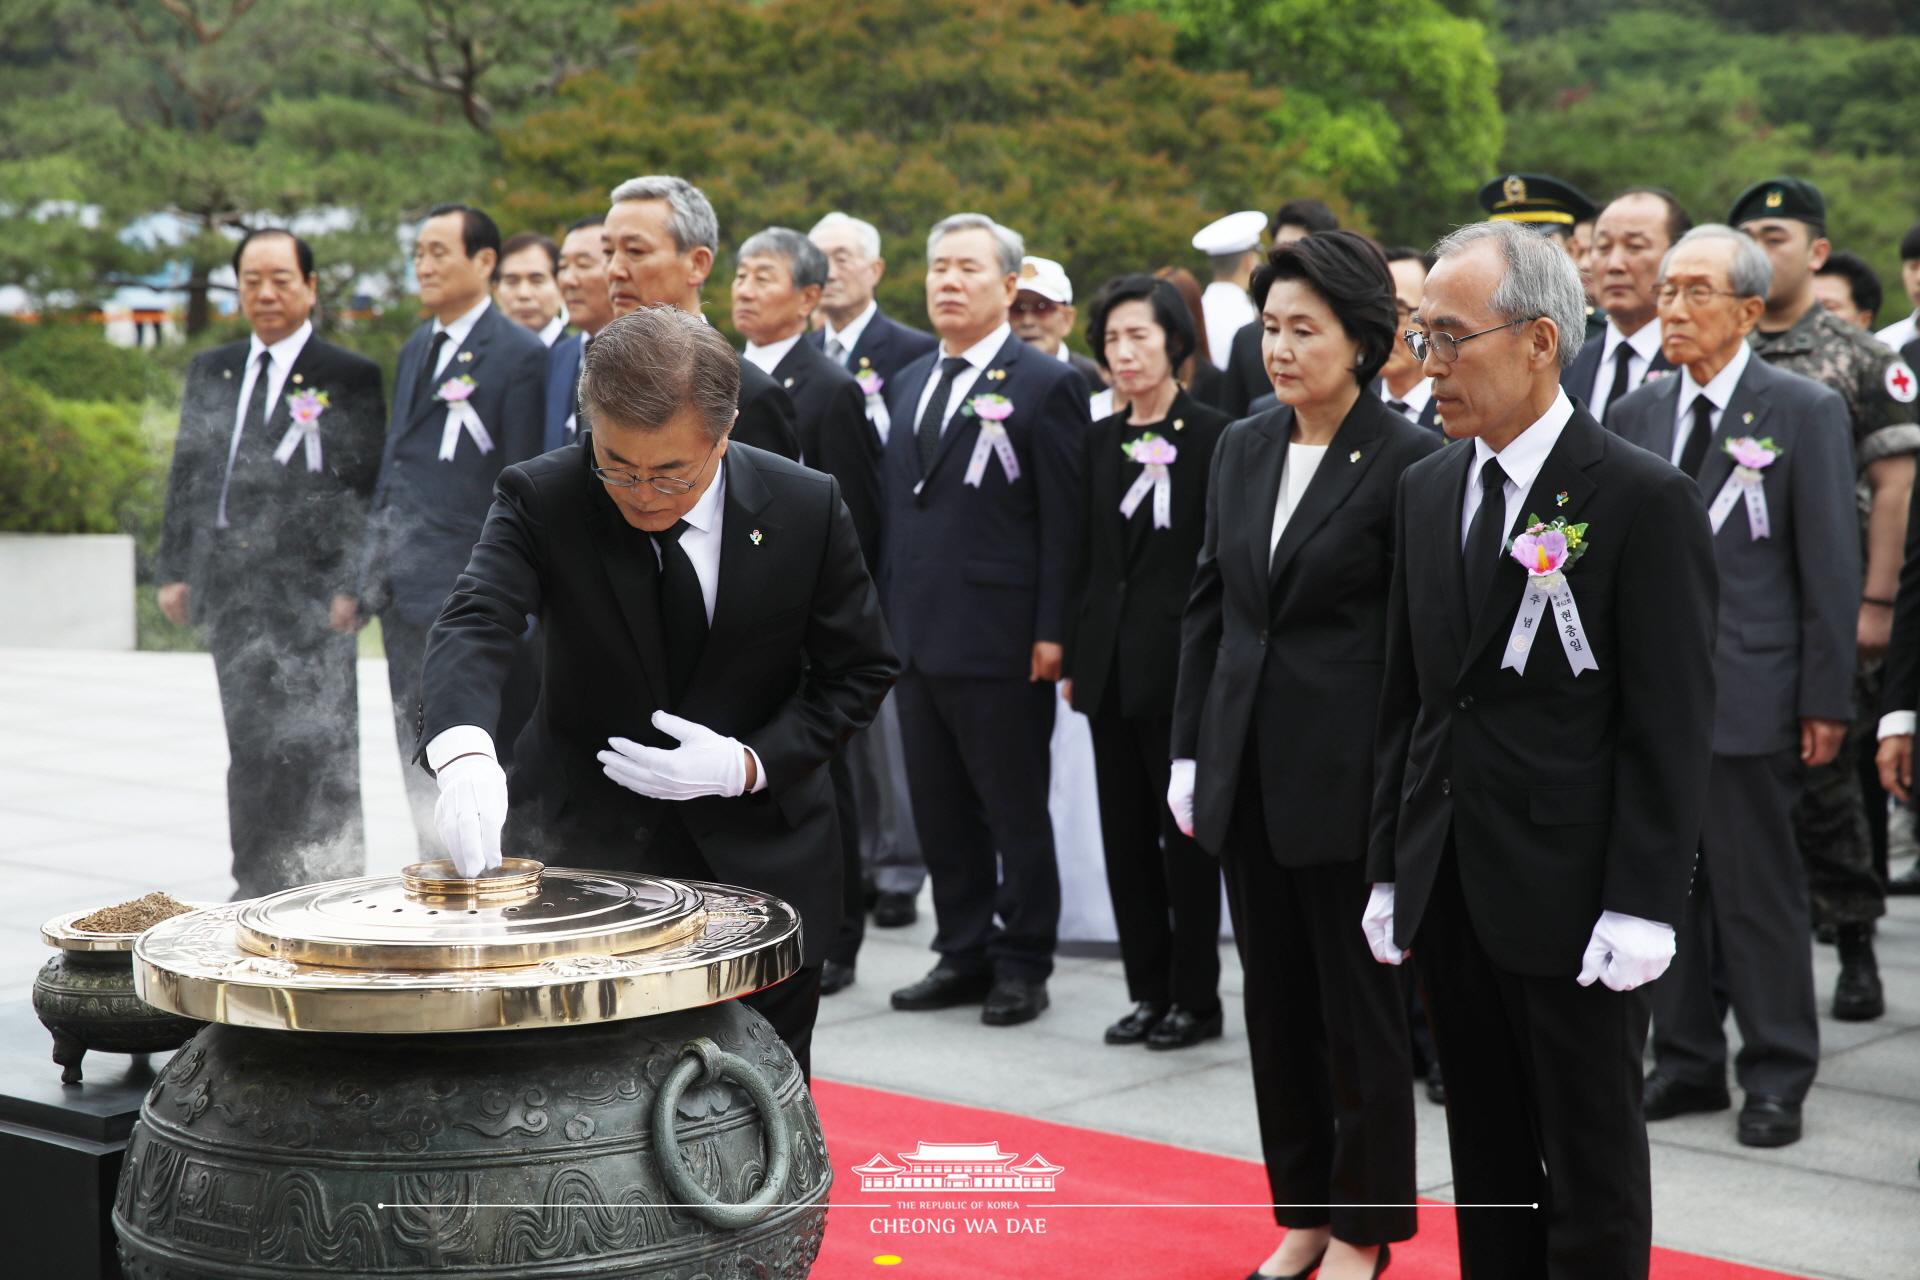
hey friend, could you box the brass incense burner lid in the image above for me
[132,861,801,1034]
[234,858,706,971]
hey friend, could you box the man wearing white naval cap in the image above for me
[1192,210,1265,371]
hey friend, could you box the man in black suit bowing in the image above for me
[156,228,385,897]
[420,307,897,1076]
[346,203,548,857]
[883,213,1089,1026]
[601,175,799,462]
[1367,220,1717,1277]
[733,224,886,994]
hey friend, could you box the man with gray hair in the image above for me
[418,305,899,1076]
[1366,220,1717,1275]
[883,212,1089,1027]
[1608,224,1858,1150]
[601,174,800,461]
[807,211,938,393]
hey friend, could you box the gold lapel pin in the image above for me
[291,373,303,385]
[1742,411,1754,424]
[1173,418,1185,432]
[458,351,474,363]
[750,529,763,546]
[1349,449,1361,463]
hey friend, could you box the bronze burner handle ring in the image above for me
[651,1035,793,1229]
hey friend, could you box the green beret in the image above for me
[1729,176,1826,229]
[1477,173,1598,230]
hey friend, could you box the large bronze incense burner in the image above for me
[114,859,829,1278]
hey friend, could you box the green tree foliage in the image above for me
[1497,11,1920,305]
[0,369,151,535]
[501,0,1293,330]
[1113,0,1505,245]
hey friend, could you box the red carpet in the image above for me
[811,1078,1808,1278]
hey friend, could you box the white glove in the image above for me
[1167,758,1197,837]
[598,711,750,801]
[1362,883,1405,965]
[1576,910,1675,991]
[433,753,508,877]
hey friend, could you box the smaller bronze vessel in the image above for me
[34,909,206,1084]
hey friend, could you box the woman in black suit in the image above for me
[1169,233,1438,1280]
[1066,276,1230,1050]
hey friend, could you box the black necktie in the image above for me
[1463,458,1509,616]
[916,356,971,475]
[1602,341,1634,421]
[650,519,707,704]
[1387,399,1411,418]
[1678,394,1715,479]
[412,330,450,417]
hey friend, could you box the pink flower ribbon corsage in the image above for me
[435,375,494,460]
[1500,516,1598,677]
[855,369,892,441]
[961,393,1020,488]
[1708,436,1777,540]
[1118,432,1178,528]
[273,388,329,472]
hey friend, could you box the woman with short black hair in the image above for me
[1067,275,1230,1051]
[1169,231,1437,1278]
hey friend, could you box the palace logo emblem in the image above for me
[853,1141,1064,1194]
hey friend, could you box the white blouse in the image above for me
[1268,442,1329,563]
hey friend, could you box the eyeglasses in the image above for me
[590,435,721,494]
[1403,317,1537,365]
[1011,297,1059,316]
[1656,283,1742,308]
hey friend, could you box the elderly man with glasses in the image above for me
[1366,221,1718,1277]
[417,305,899,1078]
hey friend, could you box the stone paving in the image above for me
[1,648,1915,1278]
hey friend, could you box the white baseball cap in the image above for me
[1017,256,1073,305]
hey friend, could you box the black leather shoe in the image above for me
[1833,923,1886,1021]
[871,891,918,928]
[1104,1002,1166,1045]
[1145,1004,1223,1050]
[1642,1073,1731,1121]
[1888,862,1920,896]
[1425,1060,1447,1106]
[820,960,855,996]
[981,978,1049,1026]
[1737,1095,1803,1148]
[890,967,991,1011]
[1246,1247,1325,1280]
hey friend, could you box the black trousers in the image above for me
[894,670,1059,981]
[645,810,823,1080]
[1418,841,1652,1279]
[206,592,365,898]
[827,747,867,967]
[1651,751,1819,1101]
[1087,704,1221,1011]
[1221,755,1414,1245]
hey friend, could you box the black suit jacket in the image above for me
[880,332,1089,678]
[807,306,939,386]
[362,302,548,623]
[1561,330,1676,416]
[733,355,801,461]
[1367,406,1718,976]
[1220,319,1269,419]
[1067,390,1230,722]
[158,334,385,621]
[767,339,883,568]
[1172,395,1441,858]
[419,440,899,968]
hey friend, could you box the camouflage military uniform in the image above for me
[1752,304,1920,926]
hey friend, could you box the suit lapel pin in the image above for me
[784,377,794,388]
[222,368,232,379]
[458,351,474,363]
[749,528,763,546]
[1173,418,1186,432]
[1556,490,1569,507]
[290,373,303,385]
[1742,411,1754,424]
[1348,449,1361,463]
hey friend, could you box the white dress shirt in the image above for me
[1588,318,1663,421]
[821,300,878,365]
[1201,281,1256,372]
[537,312,568,347]
[426,456,765,789]
[743,332,803,377]
[1268,443,1328,561]
[1670,341,1749,464]
[1380,377,1432,423]
[912,321,1012,437]
[1462,389,1576,546]
[431,296,493,380]
[216,318,314,528]
[1876,311,1918,354]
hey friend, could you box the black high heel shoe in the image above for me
[1245,1247,1326,1280]
[1370,1243,1391,1277]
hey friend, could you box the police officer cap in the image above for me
[1192,210,1267,257]
[1729,176,1826,230]
[1478,173,1597,230]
